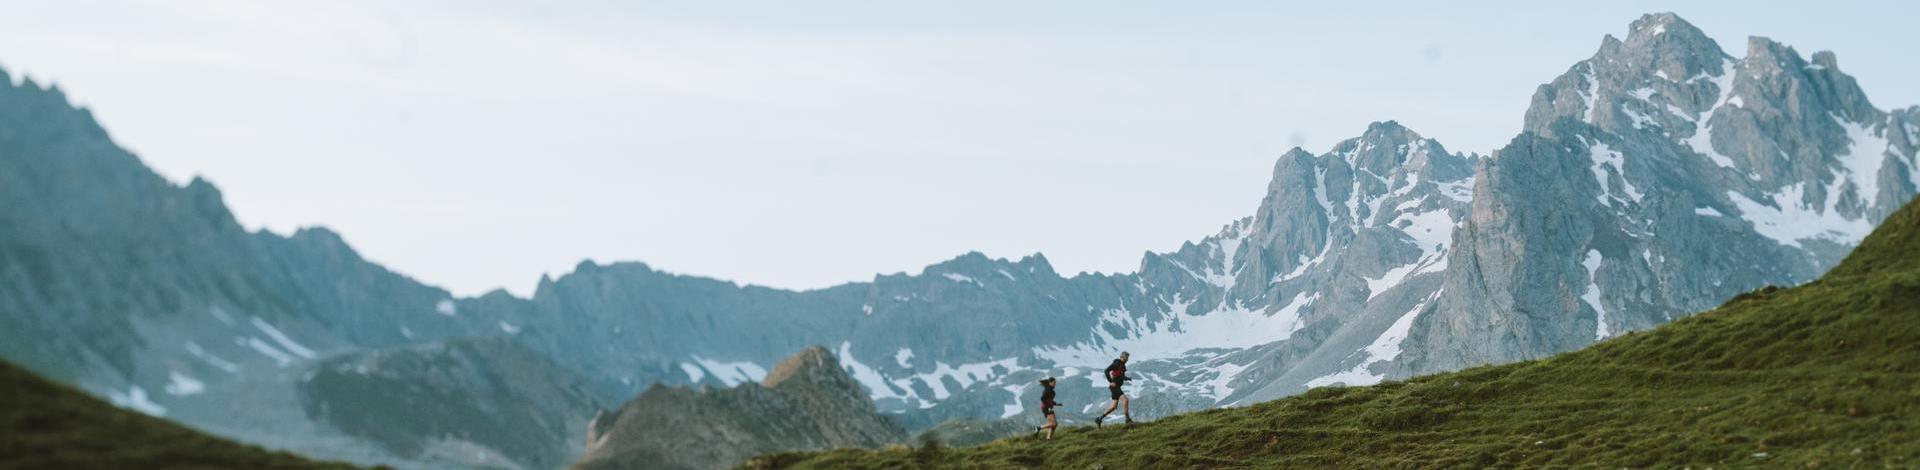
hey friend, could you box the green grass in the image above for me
[0,361,359,470]
[748,200,1920,469]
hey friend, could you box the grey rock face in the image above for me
[1395,12,1919,376]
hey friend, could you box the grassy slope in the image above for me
[0,361,358,470]
[750,199,1920,469]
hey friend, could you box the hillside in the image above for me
[0,359,356,469]
[748,195,1920,468]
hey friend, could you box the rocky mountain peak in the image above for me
[1739,37,1878,122]
[761,345,838,388]
[1524,13,1734,137]
[1015,252,1055,276]
[1403,12,1920,384]
[286,227,349,249]
[1332,120,1438,177]
[1622,13,1721,61]
[923,251,996,276]
[1743,35,1802,67]
[1810,50,1840,70]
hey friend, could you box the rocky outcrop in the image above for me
[572,346,904,470]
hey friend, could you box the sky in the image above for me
[3,1,1916,296]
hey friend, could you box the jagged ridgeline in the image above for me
[746,192,1920,469]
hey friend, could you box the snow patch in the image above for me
[164,371,204,396]
[1583,250,1610,340]
[1580,62,1600,123]
[245,337,295,366]
[894,349,915,368]
[1726,184,1873,248]
[1201,361,1249,400]
[208,305,236,326]
[1313,167,1333,222]
[108,386,167,416]
[249,317,316,359]
[1306,291,1440,388]
[435,299,458,316]
[1832,115,1891,210]
[941,273,981,286]
[1682,58,1740,169]
[1586,141,1642,203]
[679,363,705,383]
[1622,106,1658,129]
[689,356,767,387]
[1200,220,1253,305]
[498,321,520,334]
[1000,385,1024,418]
[1436,177,1474,203]
[1365,263,1420,301]
[916,357,1021,399]
[1366,206,1452,301]
[1274,243,1331,285]
[184,341,240,374]
[1695,206,1725,217]
[1395,207,1456,267]
[1034,292,1310,366]
[848,349,1024,407]
[838,342,904,400]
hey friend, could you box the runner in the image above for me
[1095,352,1133,427]
[1033,377,1062,439]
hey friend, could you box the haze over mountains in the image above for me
[1,12,1916,469]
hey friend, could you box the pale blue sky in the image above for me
[3,1,1915,296]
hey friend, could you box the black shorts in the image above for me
[1108,385,1124,400]
[1041,406,1055,416]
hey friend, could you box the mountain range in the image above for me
[752,175,1920,468]
[1,11,1915,469]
